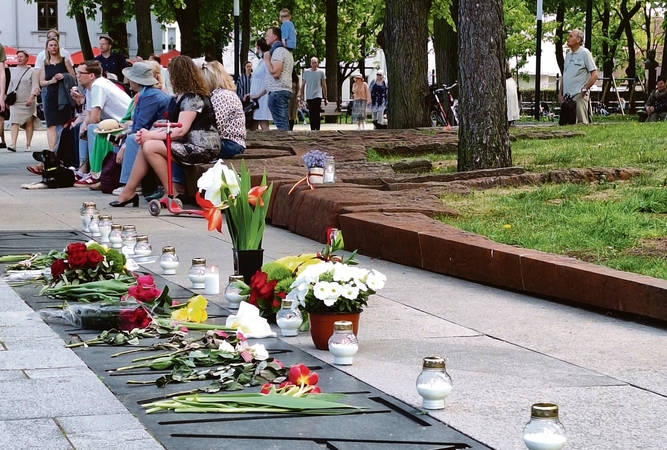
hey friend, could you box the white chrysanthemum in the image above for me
[341,283,360,300]
[197,160,225,205]
[366,270,387,290]
[221,165,241,197]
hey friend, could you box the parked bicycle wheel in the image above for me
[430,109,446,127]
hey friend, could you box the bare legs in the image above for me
[47,125,57,151]
[116,140,170,203]
[256,120,270,131]
[10,120,33,149]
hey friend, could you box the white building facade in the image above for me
[0,0,165,57]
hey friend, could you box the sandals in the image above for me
[27,165,43,175]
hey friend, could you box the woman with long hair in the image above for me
[111,55,220,207]
[39,37,75,150]
[8,50,37,151]
[200,60,245,158]
[248,38,272,131]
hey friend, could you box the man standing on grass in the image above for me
[300,57,327,131]
[559,29,598,125]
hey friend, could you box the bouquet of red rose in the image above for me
[237,262,295,319]
[49,242,129,285]
[38,302,152,331]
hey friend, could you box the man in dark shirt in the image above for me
[94,36,128,81]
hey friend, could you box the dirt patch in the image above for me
[622,238,667,259]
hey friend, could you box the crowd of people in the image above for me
[0,10,390,206]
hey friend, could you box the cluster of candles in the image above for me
[80,203,152,257]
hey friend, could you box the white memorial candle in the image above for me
[204,265,220,295]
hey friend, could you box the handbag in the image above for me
[243,100,258,114]
[5,69,29,107]
[559,94,577,126]
[100,151,122,194]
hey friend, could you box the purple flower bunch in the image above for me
[302,149,328,169]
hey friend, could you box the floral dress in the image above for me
[167,93,221,165]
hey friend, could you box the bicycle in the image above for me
[428,82,458,129]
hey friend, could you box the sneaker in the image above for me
[7,146,16,152]
[144,186,165,201]
[112,186,126,195]
[0,142,6,149]
[74,175,99,187]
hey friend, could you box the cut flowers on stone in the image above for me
[235,261,295,318]
[196,159,273,250]
[38,302,152,332]
[287,261,386,314]
[49,242,129,284]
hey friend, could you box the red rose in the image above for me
[67,251,88,269]
[66,243,87,255]
[272,298,281,309]
[128,284,161,302]
[50,259,67,280]
[119,307,152,331]
[249,271,267,288]
[136,275,155,286]
[86,249,104,268]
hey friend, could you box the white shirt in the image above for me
[34,49,73,70]
[89,77,131,121]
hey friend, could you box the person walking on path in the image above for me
[280,9,297,51]
[94,36,129,82]
[0,42,7,150]
[559,29,598,125]
[369,70,387,129]
[39,37,75,151]
[351,73,370,130]
[7,50,36,151]
[300,57,327,130]
[31,29,73,99]
[264,27,293,131]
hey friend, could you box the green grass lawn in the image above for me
[375,121,667,280]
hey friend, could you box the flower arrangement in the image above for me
[237,262,294,318]
[49,242,128,285]
[286,261,386,314]
[197,159,273,250]
[302,149,328,169]
[38,302,152,331]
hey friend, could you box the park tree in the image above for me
[457,0,511,170]
[432,0,458,89]
[135,0,155,59]
[381,0,433,128]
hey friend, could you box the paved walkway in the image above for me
[1,130,667,449]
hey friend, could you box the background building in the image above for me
[0,0,164,57]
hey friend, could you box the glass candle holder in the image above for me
[224,275,246,309]
[416,356,452,410]
[133,235,152,257]
[328,320,358,364]
[188,258,207,289]
[204,265,220,295]
[98,215,113,244]
[324,155,336,183]
[108,224,123,249]
[159,246,179,274]
[522,403,567,450]
[276,299,303,336]
[80,202,97,233]
[121,225,138,255]
[88,213,101,237]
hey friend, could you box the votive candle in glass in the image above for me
[204,265,220,295]
[416,356,452,410]
[188,258,207,289]
[522,403,567,450]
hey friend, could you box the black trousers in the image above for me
[307,98,322,130]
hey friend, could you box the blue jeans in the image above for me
[120,134,140,184]
[72,123,88,167]
[268,90,291,131]
[220,139,245,159]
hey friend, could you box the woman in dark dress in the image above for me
[39,37,75,151]
[111,55,220,207]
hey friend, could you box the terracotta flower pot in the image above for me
[308,311,360,350]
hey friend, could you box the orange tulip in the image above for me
[196,192,223,233]
[248,185,268,207]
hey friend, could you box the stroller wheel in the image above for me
[148,199,162,216]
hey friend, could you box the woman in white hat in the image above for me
[351,73,370,130]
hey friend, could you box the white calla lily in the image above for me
[221,165,241,197]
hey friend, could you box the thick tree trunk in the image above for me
[241,0,251,66]
[383,0,432,128]
[555,2,565,75]
[74,10,94,61]
[173,0,201,57]
[101,0,129,56]
[458,0,510,171]
[325,0,338,104]
[135,0,154,59]
[433,0,458,87]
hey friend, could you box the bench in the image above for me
[321,103,344,124]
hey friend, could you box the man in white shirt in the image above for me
[559,29,598,124]
[32,29,73,97]
[72,60,130,175]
